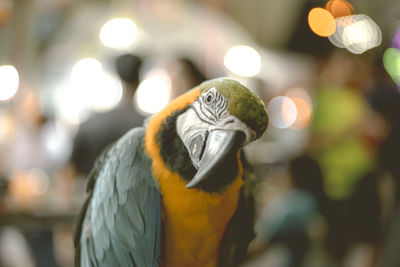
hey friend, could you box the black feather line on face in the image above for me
[189,106,213,125]
[156,106,197,182]
[197,98,218,124]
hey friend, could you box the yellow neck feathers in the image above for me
[144,88,243,267]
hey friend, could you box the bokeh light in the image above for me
[285,87,312,104]
[312,87,363,136]
[0,65,19,101]
[89,72,123,112]
[70,58,103,84]
[327,16,349,48]
[325,0,354,18]
[71,58,123,112]
[56,58,123,124]
[383,48,400,85]
[55,81,90,125]
[342,17,381,54]
[9,168,50,208]
[42,121,72,164]
[28,168,50,196]
[328,15,382,54]
[0,111,15,143]
[289,97,313,130]
[224,45,262,77]
[392,26,400,49]
[267,96,297,129]
[307,7,336,37]
[0,6,11,28]
[99,18,137,49]
[135,68,171,114]
[285,87,313,130]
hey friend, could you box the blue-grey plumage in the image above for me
[75,128,161,267]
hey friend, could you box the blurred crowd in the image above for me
[246,50,400,267]
[1,49,400,267]
[0,48,213,266]
[0,0,400,267]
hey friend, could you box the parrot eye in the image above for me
[206,93,213,104]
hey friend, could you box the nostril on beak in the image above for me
[188,132,208,169]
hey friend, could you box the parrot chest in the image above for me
[159,173,243,267]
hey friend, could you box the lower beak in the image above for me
[186,130,246,190]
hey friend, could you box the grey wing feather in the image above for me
[75,127,161,267]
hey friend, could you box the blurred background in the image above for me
[0,0,400,266]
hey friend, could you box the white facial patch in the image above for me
[176,89,257,152]
[176,108,209,153]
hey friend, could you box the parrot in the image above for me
[74,77,269,267]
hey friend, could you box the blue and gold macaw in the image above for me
[75,78,269,267]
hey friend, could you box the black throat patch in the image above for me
[156,106,197,182]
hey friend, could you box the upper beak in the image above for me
[186,129,246,190]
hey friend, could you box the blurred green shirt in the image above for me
[311,86,373,200]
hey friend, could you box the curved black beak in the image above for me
[186,130,246,190]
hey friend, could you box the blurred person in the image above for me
[309,83,373,201]
[167,57,207,99]
[371,80,400,202]
[346,171,381,263]
[6,87,52,173]
[309,50,376,208]
[308,85,375,264]
[308,50,385,267]
[251,156,325,267]
[146,56,207,101]
[67,55,206,200]
[289,155,330,214]
[0,86,60,267]
[369,79,400,267]
[70,53,145,176]
[311,90,383,264]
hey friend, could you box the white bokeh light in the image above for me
[285,87,313,130]
[42,121,72,164]
[89,72,123,112]
[224,45,262,77]
[71,58,103,84]
[0,65,19,101]
[100,18,137,49]
[135,69,171,114]
[329,15,382,54]
[55,81,90,125]
[267,96,297,129]
[69,58,123,114]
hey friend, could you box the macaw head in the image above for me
[175,78,268,191]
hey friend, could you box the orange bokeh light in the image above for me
[308,7,337,37]
[290,97,313,130]
[0,8,11,28]
[325,0,355,18]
